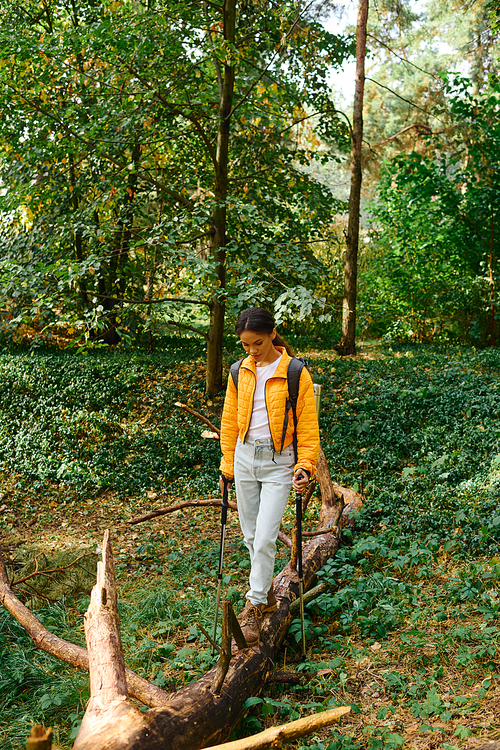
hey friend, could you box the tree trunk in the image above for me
[206,0,236,395]
[71,448,360,750]
[74,530,132,743]
[489,210,495,347]
[338,0,368,356]
[0,556,171,708]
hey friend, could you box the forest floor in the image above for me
[1,337,500,750]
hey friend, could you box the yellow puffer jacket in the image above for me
[219,348,319,480]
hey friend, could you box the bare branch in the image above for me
[128,498,237,525]
[371,122,442,148]
[277,531,292,549]
[90,293,211,307]
[289,580,329,613]
[367,34,440,80]
[175,401,220,434]
[365,77,435,116]
[303,525,338,538]
[211,600,233,694]
[200,706,351,750]
[164,318,209,338]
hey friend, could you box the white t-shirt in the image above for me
[247,355,282,441]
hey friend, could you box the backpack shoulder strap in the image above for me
[230,358,244,391]
[280,357,307,461]
[287,357,307,406]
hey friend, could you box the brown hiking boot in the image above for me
[238,603,265,646]
[263,587,277,614]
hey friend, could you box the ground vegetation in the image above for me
[1,338,499,748]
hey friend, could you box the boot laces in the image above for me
[241,604,262,627]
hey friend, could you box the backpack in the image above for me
[229,357,321,464]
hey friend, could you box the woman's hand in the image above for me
[292,469,309,494]
[219,475,232,495]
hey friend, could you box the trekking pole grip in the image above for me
[221,475,229,524]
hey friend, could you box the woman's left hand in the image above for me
[292,469,309,494]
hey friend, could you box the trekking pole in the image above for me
[295,485,306,658]
[213,475,229,655]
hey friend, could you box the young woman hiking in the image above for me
[219,307,319,648]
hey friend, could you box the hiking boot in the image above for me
[238,603,265,646]
[263,587,277,614]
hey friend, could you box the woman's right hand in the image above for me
[219,475,232,495]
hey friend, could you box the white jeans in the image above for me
[234,437,294,606]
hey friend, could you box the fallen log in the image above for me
[5,449,361,750]
[72,449,360,750]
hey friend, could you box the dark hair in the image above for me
[235,307,294,356]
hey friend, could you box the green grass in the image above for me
[1,340,500,748]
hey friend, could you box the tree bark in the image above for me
[206,0,236,396]
[338,0,369,356]
[74,530,133,743]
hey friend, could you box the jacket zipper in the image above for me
[264,375,287,451]
[241,364,256,444]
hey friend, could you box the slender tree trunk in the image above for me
[206,0,236,395]
[490,211,495,347]
[69,153,89,309]
[338,0,368,356]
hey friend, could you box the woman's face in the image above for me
[239,329,279,366]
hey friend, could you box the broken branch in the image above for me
[199,706,351,749]
[12,552,95,587]
[175,402,220,435]
[0,551,170,708]
[128,498,237,524]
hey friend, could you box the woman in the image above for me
[219,307,319,647]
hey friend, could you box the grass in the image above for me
[1,339,499,748]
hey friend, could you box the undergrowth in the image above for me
[1,341,500,748]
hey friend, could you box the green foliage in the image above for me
[0,603,89,748]
[362,0,498,179]
[0,349,220,498]
[362,77,500,345]
[0,0,351,348]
